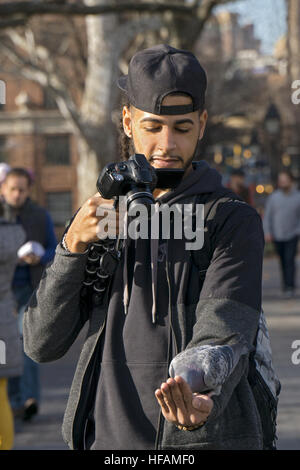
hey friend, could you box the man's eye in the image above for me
[176,128,190,133]
[144,127,160,133]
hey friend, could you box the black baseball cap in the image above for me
[117,44,207,116]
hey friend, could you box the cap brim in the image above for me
[117,75,128,92]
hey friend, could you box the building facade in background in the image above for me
[287,0,300,82]
[286,0,300,181]
[0,76,78,239]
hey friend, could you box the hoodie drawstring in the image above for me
[150,203,160,324]
[122,211,129,315]
[122,202,160,324]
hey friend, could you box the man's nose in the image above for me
[158,128,176,153]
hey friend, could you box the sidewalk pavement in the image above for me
[261,255,300,450]
[11,255,300,450]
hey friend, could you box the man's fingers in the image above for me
[167,378,189,425]
[160,382,177,416]
[167,378,187,414]
[155,389,170,415]
[87,194,115,212]
[174,376,192,409]
[87,194,104,206]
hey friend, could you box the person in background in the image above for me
[1,167,57,420]
[228,168,254,206]
[0,200,25,449]
[263,170,300,298]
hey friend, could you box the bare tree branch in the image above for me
[0,2,196,18]
[65,17,87,68]
[0,34,83,136]
[0,18,27,28]
[113,15,163,59]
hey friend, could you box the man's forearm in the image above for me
[23,243,89,363]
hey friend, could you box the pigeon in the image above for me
[169,336,251,395]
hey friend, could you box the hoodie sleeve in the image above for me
[186,201,265,422]
[23,243,90,362]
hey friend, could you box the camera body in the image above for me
[96,153,185,210]
[97,153,157,209]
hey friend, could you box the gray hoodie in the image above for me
[23,161,265,450]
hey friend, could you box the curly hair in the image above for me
[118,97,134,161]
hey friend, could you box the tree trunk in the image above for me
[76,0,119,205]
[287,0,300,82]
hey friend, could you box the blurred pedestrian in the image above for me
[228,168,254,206]
[0,200,25,449]
[1,167,57,420]
[263,170,300,298]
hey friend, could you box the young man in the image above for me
[23,45,265,450]
[263,170,300,298]
[1,168,57,420]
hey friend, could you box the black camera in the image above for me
[96,153,186,211]
[96,153,157,210]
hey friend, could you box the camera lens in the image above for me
[126,188,155,213]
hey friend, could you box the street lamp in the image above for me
[264,103,281,184]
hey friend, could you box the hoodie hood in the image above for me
[158,160,224,205]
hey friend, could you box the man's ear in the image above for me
[198,109,208,140]
[122,105,132,138]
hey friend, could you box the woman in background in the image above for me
[0,200,25,450]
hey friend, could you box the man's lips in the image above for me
[151,157,182,167]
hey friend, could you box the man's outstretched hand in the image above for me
[155,376,214,428]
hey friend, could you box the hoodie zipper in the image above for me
[154,239,179,450]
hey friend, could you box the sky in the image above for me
[216,0,287,55]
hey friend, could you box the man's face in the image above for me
[1,175,31,208]
[122,94,208,173]
[278,173,293,191]
[230,175,245,189]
